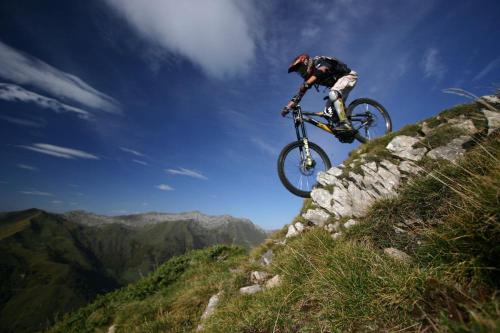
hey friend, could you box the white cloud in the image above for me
[120,147,145,157]
[51,200,63,204]
[301,26,320,38]
[132,159,148,165]
[103,0,260,78]
[166,167,208,180]
[0,40,120,113]
[17,164,38,171]
[156,184,174,191]
[19,190,53,196]
[0,115,46,127]
[251,137,278,156]
[0,83,91,118]
[19,143,99,160]
[422,48,446,81]
[473,56,500,81]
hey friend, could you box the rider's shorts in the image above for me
[332,70,358,101]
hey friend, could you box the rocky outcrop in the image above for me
[302,95,500,231]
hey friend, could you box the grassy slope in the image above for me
[48,245,247,333]
[49,102,499,332]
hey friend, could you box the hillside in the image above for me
[48,95,499,332]
[0,210,266,333]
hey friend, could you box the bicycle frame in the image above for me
[291,106,333,142]
[291,105,371,141]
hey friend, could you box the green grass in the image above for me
[48,245,247,333]
[202,133,500,332]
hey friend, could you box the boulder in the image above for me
[427,135,471,162]
[386,135,427,161]
[327,167,343,177]
[285,224,299,238]
[384,248,412,264]
[265,275,282,289]
[482,109,500,134]
[200,292,222,321]
[240,284,262,295]
[260,249,274,266]
[250,271,269,284]
[343,219,358,229]
[302,208,330,226]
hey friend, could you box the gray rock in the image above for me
[365,161,378,172]
[285,224,299,238]
[200,292,222,321]
[239,284,262,295]
[260,249,274,266]
[349,171,364,184]
[386,135,427,161]
[344,219,358,229]
[446,116,478,135]
[317,171,339,186]
[421,121,433,135]
[384,248,412,264]
[107,325,116,333]
[398,161,421,175]
[327,167,343,177]
[295,222,305,233]
[311,188,334,212]
[480,95,500,105]
[302,208,330,226]
[427,135,471,162]
[482,109,500,134]
[380,160,401,178]
[250,271,269,284]
[348,183,376,217]
[331,232,342,240]
[393,226,406,234]
[265,275,282,289]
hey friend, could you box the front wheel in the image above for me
[347,98,392,143]
[277,141,331,198]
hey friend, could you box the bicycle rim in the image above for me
[278,141,331,198]
[348,98,392,142]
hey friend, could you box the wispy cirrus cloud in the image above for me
[19,143,99,160]
[0,114,46,128]
[19,190,53,196]
[422,48,446,81]
[156,184,174,191]
[0,83,91,119]
[120,147,145,157]
[102,0,260,78]
[166,167,208,180]
[473,56,500,82]
[132,159,148,165]
[0,40,120,113]
[17,164,38,171]
[251,137,278,156]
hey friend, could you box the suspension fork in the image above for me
[294,110,314,167]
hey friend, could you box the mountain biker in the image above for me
[282,53,358,131]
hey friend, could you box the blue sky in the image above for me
[0,0,499,229]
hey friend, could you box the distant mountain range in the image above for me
[0,208,266,333]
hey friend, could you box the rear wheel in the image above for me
[277,141,331,198]
[347,98,392,143]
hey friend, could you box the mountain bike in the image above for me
[278,98,392,198]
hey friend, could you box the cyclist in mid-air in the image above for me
[281,53,358,131]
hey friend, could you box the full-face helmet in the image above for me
[287,53,311,78]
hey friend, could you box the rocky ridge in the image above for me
[295,95,500,238]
